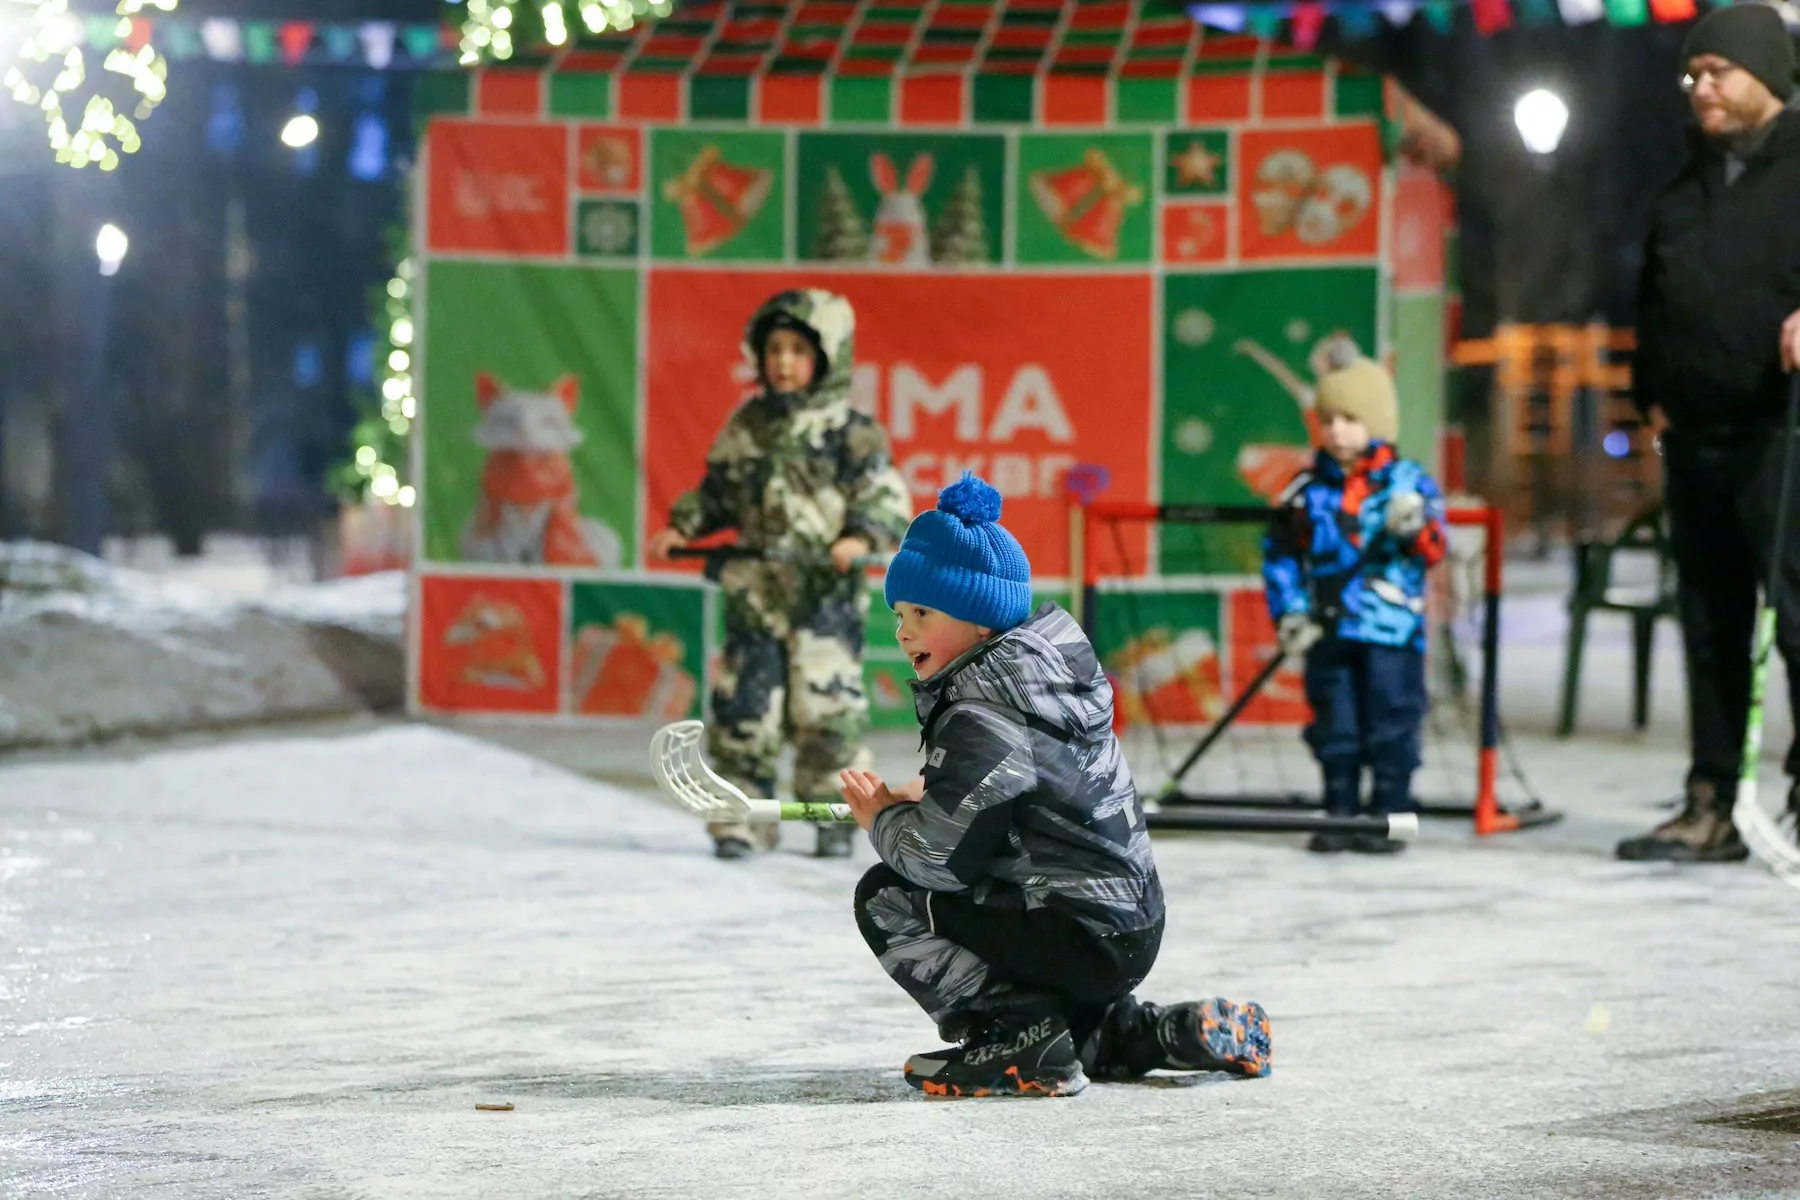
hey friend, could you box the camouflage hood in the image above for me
[743,289,857,408]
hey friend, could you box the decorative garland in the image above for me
[457,0,673,66]
[334,247,416,509]
[3,0,176,171]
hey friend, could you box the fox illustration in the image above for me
[459,372,623,568]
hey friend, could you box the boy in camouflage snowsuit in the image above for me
[648,289,912,860]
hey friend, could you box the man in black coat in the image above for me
[1620,4,1800,862]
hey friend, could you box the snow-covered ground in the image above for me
[0,542,404,749]
[4,721,1800,1198]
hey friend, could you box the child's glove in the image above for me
[1384,491,1427,540]
[1277,612,1324,656]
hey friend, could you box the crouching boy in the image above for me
[839,473,1272,1097]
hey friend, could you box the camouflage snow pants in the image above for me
[706,565,873,848]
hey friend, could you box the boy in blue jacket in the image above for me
[839,473,1271,1097]
[1262,354,1448,855]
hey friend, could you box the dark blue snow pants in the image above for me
[1302,639,1428,816]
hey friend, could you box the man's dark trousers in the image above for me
[1663,424,1800,789]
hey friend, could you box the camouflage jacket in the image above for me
[668,290,913,568]
[871,603,1166,938]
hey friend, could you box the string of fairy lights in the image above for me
[3,0,177,170]
[342,256,417,508]
[1,0,673,165]
[2,0,670,505]
[457,0,673,65]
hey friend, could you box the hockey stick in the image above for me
[650,720,857,825]
[1146,808,1419,839]
[668,545,892,571]
[1732,374,1800,889]
[1157,527,1412,802]
[648,718,1422,843]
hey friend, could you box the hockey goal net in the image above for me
[1070,499,1552,836]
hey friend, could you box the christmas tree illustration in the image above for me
[811,166,870,261]
[930,165,989,265]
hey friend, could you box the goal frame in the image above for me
[1069,497,1559,838]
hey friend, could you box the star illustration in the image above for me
[1173,140,1224,189]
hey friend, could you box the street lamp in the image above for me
[95,223,128,277]
[280,114,320,149]
[1514,88,1570,156]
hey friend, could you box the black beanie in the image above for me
[1683,5,1796,101]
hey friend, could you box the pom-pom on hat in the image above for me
[885,473,1033,632]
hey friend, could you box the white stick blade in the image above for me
[1734,783,1800,890]
[649,720,759,824]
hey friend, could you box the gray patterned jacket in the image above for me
[871,603,1166,937]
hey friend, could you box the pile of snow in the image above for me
[0,541,406,750]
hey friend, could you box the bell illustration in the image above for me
[1028,147,1143,260]
[662,145,772,257]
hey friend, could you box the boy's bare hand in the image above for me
[647,528,687,563]
[830,535,872,573]
[838,768,916,831]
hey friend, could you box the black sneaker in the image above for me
[1350,833,1408,855]
[713,837,755,860]
[1157,998,1273,1077]
[902,1013,1087,1098]
[814,823,856,858]
[1307,831,1355,854]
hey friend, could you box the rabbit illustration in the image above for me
[869,151,933,266]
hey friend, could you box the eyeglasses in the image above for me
[1680,64,1744,94]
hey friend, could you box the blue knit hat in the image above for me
[884,473,1032,632]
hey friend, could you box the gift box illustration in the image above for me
[571,613,698,719]
[1107,627,1224,730]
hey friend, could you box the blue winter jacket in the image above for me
[1261,443,1448,651]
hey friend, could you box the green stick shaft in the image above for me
[1738,375,1800,806]
[775,800,857,823]
[1741,607,1779,791]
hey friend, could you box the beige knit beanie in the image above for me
[1315,357,1399,446]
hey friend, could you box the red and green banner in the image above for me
[408,47,1449,725]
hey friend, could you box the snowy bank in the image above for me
[0,541,405,750]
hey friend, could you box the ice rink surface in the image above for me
[5,703,1800,1198]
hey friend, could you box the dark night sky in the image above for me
[1346,20,1699,333]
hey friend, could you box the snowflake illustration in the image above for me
[1285,319,1311,344]
[1174,418,1214,456]
[584,205,636,256]
[1173,308,1216,347]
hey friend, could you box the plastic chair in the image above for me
[1557,504,1678,736]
